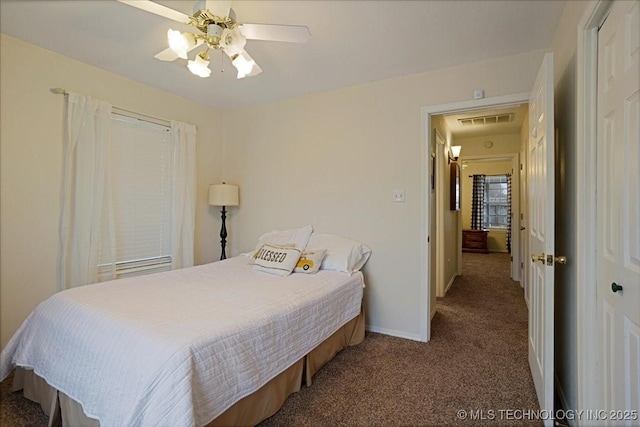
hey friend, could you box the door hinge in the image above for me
[520,262,523,269]
[520,163,523,170]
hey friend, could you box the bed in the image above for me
[0,229,371,426]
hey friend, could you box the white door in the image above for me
[527,52,554,425]
[597,0,640,421]
[520,142,529,307]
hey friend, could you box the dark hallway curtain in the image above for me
[506,173,512,253]
[471,174,486,230]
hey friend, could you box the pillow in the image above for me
[305,233,371,274]
[254,225,313,253]
[253,244,302,276]
[294,249,327,274]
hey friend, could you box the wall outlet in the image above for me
[474,90,484,100]
[393,189,405,202]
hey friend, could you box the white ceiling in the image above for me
[0,0,565,110]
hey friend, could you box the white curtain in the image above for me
[59,97,196,289]
[170,120,196,269]
[58,93,115,290]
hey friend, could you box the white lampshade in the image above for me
[209,183,239,207]
[220,27,247,57]
[167,29,195,59]
[450,145,462,159]
[231,51,262,79]
[187,52,211,78]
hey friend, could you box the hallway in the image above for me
[431,251,539,420]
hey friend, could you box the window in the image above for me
[484,175,509,229]
[99,113,173,278]
[59,92,196,290]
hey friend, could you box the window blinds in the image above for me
[484,175,509,228]
[106,114,172,277]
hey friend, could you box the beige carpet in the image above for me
[258,252,540,426]
[1,252,540,426]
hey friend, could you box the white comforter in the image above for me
[0,256,363,426]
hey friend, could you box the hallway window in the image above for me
[484,175,509,228]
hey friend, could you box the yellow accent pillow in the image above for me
[294,250,327,274]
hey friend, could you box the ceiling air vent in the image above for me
[458,113,514,126]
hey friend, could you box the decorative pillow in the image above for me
[306,234,371,274]
[253,244,302,276]
[294,249,327,274]
[254,225,313,253]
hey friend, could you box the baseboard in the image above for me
[365,325,423,342]
[444,274,456,294]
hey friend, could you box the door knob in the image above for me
[531,254,545,263]
[611,282,623,293]
[554,256,567,265]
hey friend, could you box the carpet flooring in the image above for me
[0,252,540,426]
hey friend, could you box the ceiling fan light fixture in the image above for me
[187,51,212,78]
[220,27,246,56]
[231,51,261,79]
[167,29,196,59]
[121,1,309,81]
[207,23,223,38]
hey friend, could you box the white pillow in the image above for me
[306,233,371,274]
[294,249,327,274]
[254,225,313,253]
[253,244,302,276]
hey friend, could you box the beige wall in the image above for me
[221,49,546,339]
[0,34,225,349]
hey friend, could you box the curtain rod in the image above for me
[468,173,511,178]
[50,87,171,127]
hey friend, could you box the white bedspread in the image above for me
[0,256,363,426]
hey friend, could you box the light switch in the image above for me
[393,190,405,202]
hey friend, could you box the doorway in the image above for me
[430,104,526,301]
[420,91,531,343]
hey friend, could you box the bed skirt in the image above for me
[11,308,365,427]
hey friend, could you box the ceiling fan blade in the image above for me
[154,39,205,61]
[154,47,180,62]
[239,23,310,43]
[117,0,191,24]
[206,0,232,18]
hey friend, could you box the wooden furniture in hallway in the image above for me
[462,229,489,253]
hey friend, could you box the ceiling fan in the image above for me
[118,0,310,79]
